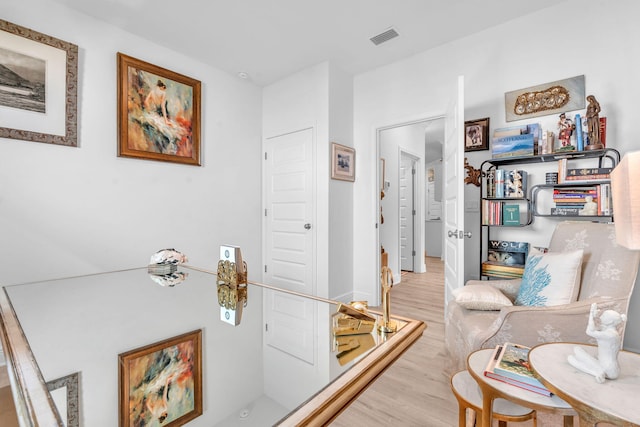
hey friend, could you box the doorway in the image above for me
[377,117,445,284]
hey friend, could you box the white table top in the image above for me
[529,342,640,425]
[467,348,573,411]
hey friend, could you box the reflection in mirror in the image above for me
[378,118,444,285]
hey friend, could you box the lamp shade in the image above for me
[611,151,640,249]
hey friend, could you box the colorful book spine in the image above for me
[599,117,607,147]
[494,169,505,198]
[575,114,584,151]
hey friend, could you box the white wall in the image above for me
[352,0,640,351]
[1,0,263,286]
[328,64,355,302]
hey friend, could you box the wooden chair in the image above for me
[451,370,536,427]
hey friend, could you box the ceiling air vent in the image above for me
[370,27,399,46]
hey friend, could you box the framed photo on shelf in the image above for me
[0,19,78,146]
[118,329,202,427]
[331,142,356,181]
[464,117,490,152]
[117,52,201,165]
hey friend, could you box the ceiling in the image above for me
[52,0,564,87]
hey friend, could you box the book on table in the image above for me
[484,343,552,396]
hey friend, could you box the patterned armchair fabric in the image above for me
[445,221,640,374]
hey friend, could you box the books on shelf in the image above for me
[565,167,612,182]
[481,262,525,279]
[505,170,527,198]
[482,199,528,226]
[495,169,505,198]
[486,169,527,200]
[550,185,611,216]
[484,343,552,396]
[502,204,520,226]
[599,117,607,147]
[487,240,528,266]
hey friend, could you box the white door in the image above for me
[443,76,466,310]
[263,128,320,404]
[400,153,416,271]
[264,128,315,295]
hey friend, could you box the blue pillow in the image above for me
[515,249,583,306]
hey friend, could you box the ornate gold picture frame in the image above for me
[117,53,201,165]
[0,19,78,146]
[118,329,202,427]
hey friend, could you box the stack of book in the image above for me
[551,186,611,216]
[482,240,528,278]
[481,262,525,279]
[565,167,612,182]
[484,343,552,396]
[558,159,612,184]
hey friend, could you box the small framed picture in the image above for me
[117,52,201,165]
[464,117,490,152]
[331,142,355,182]
[118,330,202,427]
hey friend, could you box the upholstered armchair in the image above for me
[445,221,640,374]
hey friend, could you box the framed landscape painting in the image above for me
[0,19,78,146]
[118,330,202,427]
[117,53,201,165]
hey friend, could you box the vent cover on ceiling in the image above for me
[370,27,399,46]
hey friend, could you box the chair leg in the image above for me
[458,405,465,427]
[498,421,507,427]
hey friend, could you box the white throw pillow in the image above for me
[453,284,513,311]
[515,248,584,307]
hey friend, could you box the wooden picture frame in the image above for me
[464,117,490,152]
[0,19,78,146]
[331,142,355,181]
[118,330,202,427]
[117,53,201,165]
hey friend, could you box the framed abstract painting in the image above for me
[118,329,202,427]
[117,53,201,165]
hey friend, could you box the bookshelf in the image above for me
[479,148,619,279]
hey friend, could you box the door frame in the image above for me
[375,114,444,301]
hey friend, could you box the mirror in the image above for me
[378,118,445,284]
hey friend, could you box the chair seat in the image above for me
[451,370,536,426]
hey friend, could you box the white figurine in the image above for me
[567,303,626,383]
[579,195,598,216]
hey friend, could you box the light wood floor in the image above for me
[331,257,573,427]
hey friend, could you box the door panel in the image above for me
[264,128,314,295]
[443,76,465,311]
[400,153,416,271]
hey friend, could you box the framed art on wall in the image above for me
[504,75,585,122]
[464,117,490,152]
[117,52,201,165]
[118,329,202,427]
[0,19,78,146]
[331,142,356,181]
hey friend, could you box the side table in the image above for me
[467,348,575,427]
[529,342,640,426]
